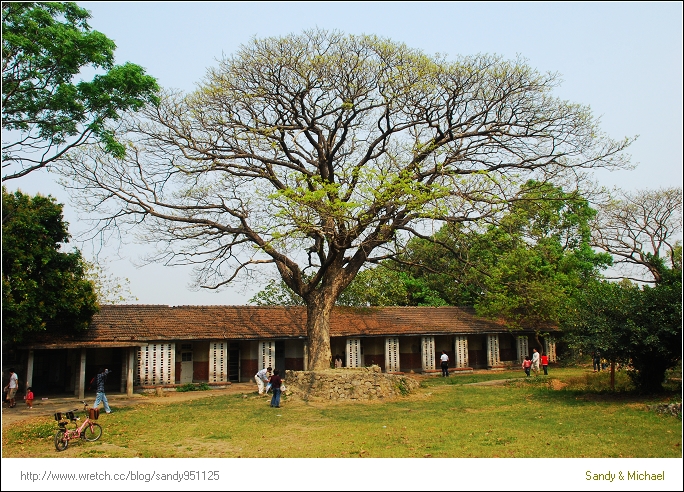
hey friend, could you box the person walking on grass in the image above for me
[255,366,272,395]
[4,368,19,408]
[269,370,283,408]
[440,350,450,377]
[541,352,549,375]
[522,356,532,377]
[93,368,112,414]
[531,348,540,376]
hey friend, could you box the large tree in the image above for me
[253,182,609,314]
[2,187,98,343]
[62,30,631,369]
[2,1,159,181]
[250,265,446,307]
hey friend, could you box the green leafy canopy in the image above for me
[2,2,159,181]
[2,187,99,343]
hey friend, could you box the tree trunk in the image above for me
[306,296,334,371]
[534,333,544,352]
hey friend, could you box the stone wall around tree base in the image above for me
[284,366,420,401]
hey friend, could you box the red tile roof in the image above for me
[21,304,556,349]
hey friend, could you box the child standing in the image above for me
[25,387,34,409]
[522,356,532,377]
[541,352,549,375]
[269,370,283,408]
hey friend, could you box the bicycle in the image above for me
[53,400,103,451]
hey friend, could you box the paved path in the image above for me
[2,382,257,427]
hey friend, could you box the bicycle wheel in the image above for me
[54,430,68,451]
[81,422,102,441]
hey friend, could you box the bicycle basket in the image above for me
[89,408,99,420]
[53,412,62,421]
[65,411,75,420]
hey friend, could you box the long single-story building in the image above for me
[6,305,559,398]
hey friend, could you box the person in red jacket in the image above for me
[25,387,34,409]
[541,353,549,375]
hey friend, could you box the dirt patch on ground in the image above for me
[1,382,257,428]
[550,379,568,390]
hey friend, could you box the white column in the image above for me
[544,337,557,363]
[303,342,309,371]
[454,335,469,368]
[346,338,362,368]
[259,341,276,371]
[209,342,229,382]
[120,354,126,393]
[421,336,435,371]
[487,334,501,368]
[137,343,174,385]
[169,342,176,384]
[78,348,87,399]
[517,336,530,363]
[26,350,34,389]
[385,337,400,373]
[126,347,135,396]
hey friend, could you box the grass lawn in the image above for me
[2,367,681,458]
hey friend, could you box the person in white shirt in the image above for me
[255,367,272,395]
[531,348,540,376]
[4,368,19,408]
[440,351,450,377]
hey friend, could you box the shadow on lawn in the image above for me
[508,373,682,412]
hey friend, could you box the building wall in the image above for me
[362,337,386,371]
[283,340,305,371]
[331,338,347,367]
[30,349,70,395]
[468,335,488,369]
[175,342,189,384]
[175,361,182,383]
[87,348,122,392]
[240,341,259,381]
[399,336,422,372]
[192,342,209,382]
[499,333,517,362]
[435,335,455,370]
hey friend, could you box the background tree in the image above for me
[62,30,631,369]
[563,259,681,393]
[2,1,159,181]
[384,182,612,329]
[564,187,682,392]
[83,258,137,304]
[2,187,98,343]
[591,187,682,283]
[459,182,610,329]
[249,277,305,306]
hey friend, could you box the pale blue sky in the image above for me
[7,1,683,306]
[2,2,682,486]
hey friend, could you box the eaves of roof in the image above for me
[17,304,559,349]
